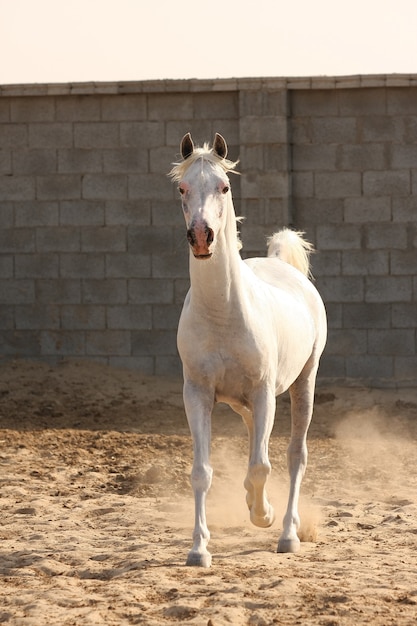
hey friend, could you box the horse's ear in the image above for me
[181,133,194,160]
[213,133,228,159]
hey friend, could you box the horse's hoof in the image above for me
[277,537,301,553]
[186,551,212,567]
[250,505,275,528]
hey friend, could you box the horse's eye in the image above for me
[222,186,229,194]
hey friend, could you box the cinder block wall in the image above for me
[0,76,416,386]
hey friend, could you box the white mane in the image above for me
[169,143,239,183]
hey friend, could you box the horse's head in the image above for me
[171,133,237,260]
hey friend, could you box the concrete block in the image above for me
[368,329,415,355]
[105,200,151,226]
[82,174,128,200]
[58,149,103,173]
[0,100,10,122]
[343,303,391,329]
[315,171,361,198]
[0,176,35,201]
[60,200,104,226]
[0,228,35,252]
[37,175,81,200]
[128,279,174,304]
[0,123,28,148]
[131,329,177,356]
[74,122,119,148]
[120,121,164,148]
[107,304,152,330]
[105,253,151,278]
[311,117,357,143]
[60,253,105,278]
[0,202,14,227]
[193,92,238,120]
[317,355,345,380]
[345,355,393,380]
[316,224,361,250]
[390,250,417,275]
[128,174,173,201]
[291,90,338,116]
[155,355,182,377]
[86,330,131,356]
[311,251,342,276]
[166,120,212,147]
[81,226,126,252]
[152,251,191,280]
[292,144,337,171]
[1,330,41,357]
[15,304,60,330]
[56,95,101,121]
[295,198,344,224]
[390,144,417,169]
[61,305,106,330]
[101,94,147,120]
[11,97,55,122]
[240,172,289,199]
[41,330,85,356]
[392,303,417,328]
[0,279,35,304]
[315,276,364,302]
[37,279,81,304]
[392,197,417,222]
[36,227,80,252]
[15,201,59,227]
[152,201,186,227]
[128,225,174,255]
[394,356,417,383]
[148,93,194,120]
[336,143,387,171]
[0,306,15,329]
[0,149,11,174]
[324,303,343,329]
[13,149,57,175]
[15,253,59,278]
[82,279,127,304]
[28,123,73,148]
[359,116,403,142]
[343,197,391,222]
[342,250,389,275]
[365,276,412,302]
[338,88,387,115]
[326,328,367,355]
[0,255,13,278]
[240,116,287,144]
[152,304,182,330]
[387,87,417,114]
[363,170,410,196]
[365,223,407,250]
[174,279,190,304]
[239,89,287,117]
[103,148,148,173]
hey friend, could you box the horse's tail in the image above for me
[267,228,314,278]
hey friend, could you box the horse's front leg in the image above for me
[245,387,276,528]
[277,370,316,553]
[183,380,214,567]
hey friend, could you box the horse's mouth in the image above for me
[193,253,212,260]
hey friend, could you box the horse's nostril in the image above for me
[206,228,214,245]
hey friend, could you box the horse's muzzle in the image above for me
[187,224,214,259]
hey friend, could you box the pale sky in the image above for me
[1,0,416,85]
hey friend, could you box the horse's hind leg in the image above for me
[183,380,214,567]
[277,366,317,553]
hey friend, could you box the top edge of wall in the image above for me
[1,74,417,97]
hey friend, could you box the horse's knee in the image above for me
[248,461,271,487]
[190,464,213,491]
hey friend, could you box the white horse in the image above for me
[169,133,327,567]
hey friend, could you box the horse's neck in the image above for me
[189,219,245,319]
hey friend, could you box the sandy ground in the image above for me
[0,359,416,625]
